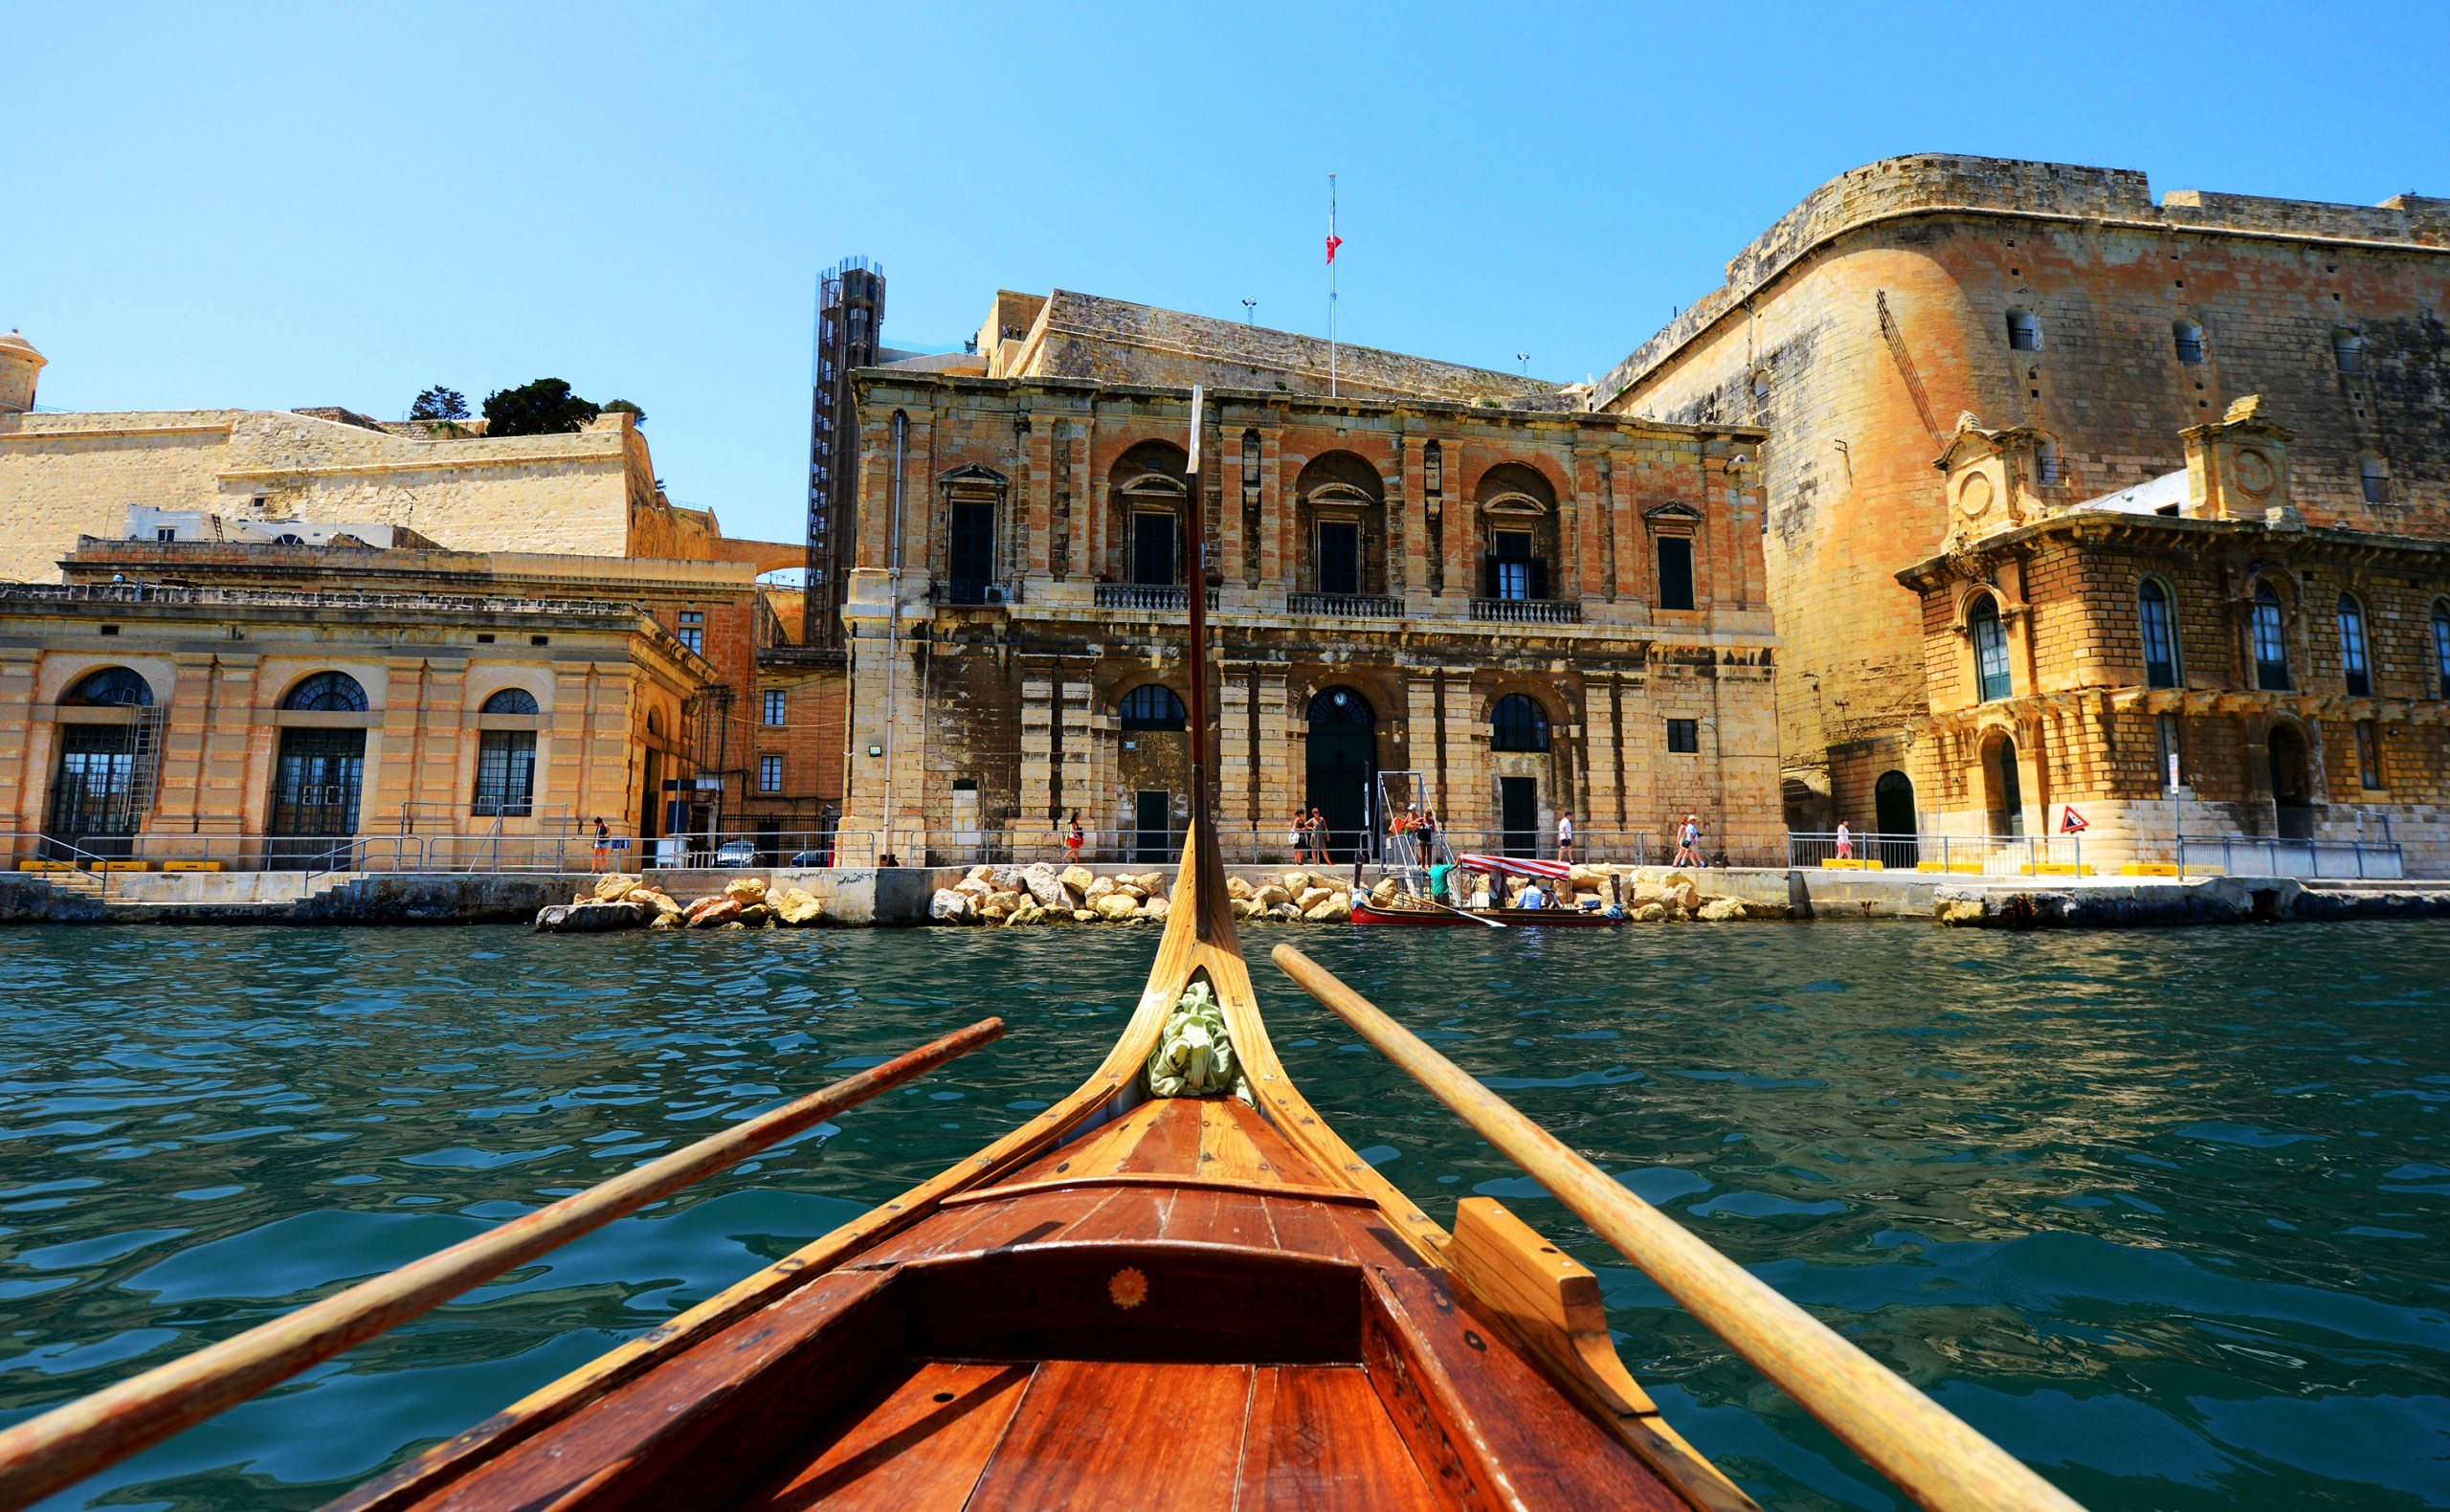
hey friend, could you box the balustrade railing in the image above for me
[1284,591,1403,618]
[1092,584,1218,612]
[1469,597,1580,625]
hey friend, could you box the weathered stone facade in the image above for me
[0,581,710,868]
[833,349,1779,865]
[0,344,800,585]
[1595,153,2450,832]
[1898,397,2450,873]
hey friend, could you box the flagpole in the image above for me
[1327,173,1338,397]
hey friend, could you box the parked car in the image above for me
[714,840,757,868]
[786,850,831,867]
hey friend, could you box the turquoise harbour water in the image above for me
[0,923,2445,1510]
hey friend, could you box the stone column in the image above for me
[1442,453,1474,604]
[544,665,595,835]
[0,649,37,836]
[148,653,219,835]
[1019,676,1055,827]
[1274,426,1293,592]
[205,656,261,837]
[1254,672,1293,837]
[414,657,470,824]
[1399,434,1428,606]
[1218,668,1253,832]
[1405,675,1439,810]
[1575,448,1605,606]
[1024,421,1054,584]
[1586,671,1622,840]
[1613,451,1638,602]
[1217,421,1243,596]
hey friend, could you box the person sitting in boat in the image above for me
[1517,879,1549,909]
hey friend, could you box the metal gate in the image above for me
[270,726,366,869]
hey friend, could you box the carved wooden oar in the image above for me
[0,1017,1006,1512]
[1269,943,2083,1512]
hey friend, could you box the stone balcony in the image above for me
[1283,591,1403,618]
[1092,584,1219,612]
[1469,597,1582,625]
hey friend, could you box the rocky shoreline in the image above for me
[536,862,1782,933]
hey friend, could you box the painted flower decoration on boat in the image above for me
[1107,1267,1149,1309]
[1146,980,1236,1098]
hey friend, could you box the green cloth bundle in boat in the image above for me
[1146,980,1236,1097]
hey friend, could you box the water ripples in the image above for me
[0,922,2444,1508]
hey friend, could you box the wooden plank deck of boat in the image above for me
[362,1092,1701,1512]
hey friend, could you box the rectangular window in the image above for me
[473,729,536,817]
[1666,719,1699,753]
[677,610,704,656]
[947,500,995,602]
[1133,511,1177,587]
[1973,613,2014,702]
[1491,530,1533,600]
[1656,536,1696,611]
[760,754,784,792]
[2355,722,2382,790]
[155,526,177,543]
[1317,521,1359,595]
[763,690,787,726]
[2253,597,2290,692]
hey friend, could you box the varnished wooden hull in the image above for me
[326,824,1746,1512]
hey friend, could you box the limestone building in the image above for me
[834,292,1780,865]
[1593,154,2450,841]
[0,329,792,584]
[0,332,843,868]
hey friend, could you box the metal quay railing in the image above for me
[1786,831,2088,877]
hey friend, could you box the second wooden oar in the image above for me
[0,1017,1005,1512]
[1269,943,2082,1512]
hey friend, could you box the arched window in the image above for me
[1969,595,2012,701]
[1490,694,1550,752]
[2006,309,2040,351]
[2435,601,2450,700]
[2252,582,2291,691]
[2338,592,2372,697]
[62,667,153,707]
[1118,684,1187,731]
[283,671,368,712]
[1750,368,1771,404]
[2360,454,2390,504]
[481,687,540,716]
[2333,330,2365,374]
[2138,578,2180,689]
[2172,322,2204,364]
[1306,685,1372,723]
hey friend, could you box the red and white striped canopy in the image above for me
[1455,853,1571,879]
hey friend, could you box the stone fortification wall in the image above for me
[0,408,663,583]
[1594,152,2450,823]
[999,290,1570,408]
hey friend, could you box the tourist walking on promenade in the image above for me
[1673,813,1702,868]
[1556,810,1574,864]
[590,816,610,873]
[1835,817,1854,860]
[1063,811,1084,865]
[1307,807,1328,864]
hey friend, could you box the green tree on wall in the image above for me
[482,378,601,436]
[409,386,469,420]
[602,398,647,425]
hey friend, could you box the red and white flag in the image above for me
[1325,232,1343,264]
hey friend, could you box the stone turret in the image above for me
[2181,394,2294,522]
[0,330,44,414]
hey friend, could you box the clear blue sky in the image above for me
[11,2,2444,545]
